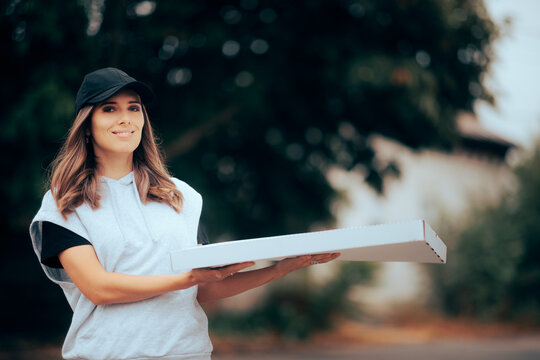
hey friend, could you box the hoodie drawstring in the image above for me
[131,180,158,243]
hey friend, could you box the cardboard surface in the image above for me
[170,220,446,271]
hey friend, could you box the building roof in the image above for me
[456,113,516,158]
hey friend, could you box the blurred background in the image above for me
[1,0,540,358]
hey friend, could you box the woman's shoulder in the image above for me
[170,177,199,194]
[31,189,88,238]
[38,189,57,213]
[169,177,203,217]
[34,189,70,221]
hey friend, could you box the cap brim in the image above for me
[86,81,155,106]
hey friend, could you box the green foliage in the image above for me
[2,0,498,240]
[0,0,498,337]
[209,261,375,339]
[428,143,540,322]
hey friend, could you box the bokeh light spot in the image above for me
[338,121,356,140]
[86,0,105,36]
[348,3,365,18]
[217,156,236,182]
[250,39,269,55]
[222,40,241,57]
[12,21,26,42]
[159,36,178,60]
[134,1,156,17]
[235,71,254,87]
[415,50,431,67]
[221,6,242,24]
[167,68,192,86]
[5,0,22,16]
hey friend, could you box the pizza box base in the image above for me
[170,220,446,271]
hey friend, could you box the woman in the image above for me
[29,67,339,360]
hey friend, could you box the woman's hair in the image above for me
[49,104,183,219]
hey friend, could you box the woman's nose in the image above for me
[118,110,132,124]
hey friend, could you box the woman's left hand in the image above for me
[196,253,340,303]
[274,252,340,278]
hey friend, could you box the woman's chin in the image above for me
[94,144,140,157]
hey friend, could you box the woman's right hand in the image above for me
[189,262,255,283]
[59,245,254,306]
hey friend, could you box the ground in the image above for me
[2,315,540,359]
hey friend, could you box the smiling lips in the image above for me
[112,129,136,138]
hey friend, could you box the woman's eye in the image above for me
[102,106,115,112]
[129,106,141,112]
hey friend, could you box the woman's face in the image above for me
[88,89,145,159]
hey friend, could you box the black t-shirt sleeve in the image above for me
[197,223,210,245]
[41,221,92,269]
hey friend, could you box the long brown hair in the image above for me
[49,104,183,219]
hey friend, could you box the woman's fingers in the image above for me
[310,252,341,264]
[221,261,255,275]
[209,261,255,278]
[192,261,254,283]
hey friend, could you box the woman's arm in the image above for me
[197,253,340,304]
[59,245,253,306]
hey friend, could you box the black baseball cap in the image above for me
[75,67,155,114]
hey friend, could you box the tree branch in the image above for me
[164,106,238,159]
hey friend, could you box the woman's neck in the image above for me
[95,153,134,180]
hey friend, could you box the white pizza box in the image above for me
[170,220,446,271]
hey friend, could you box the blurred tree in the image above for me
[429,142,540,322]
[1,0,498,338]
[1,0,95,341]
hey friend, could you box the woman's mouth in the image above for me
[112,130,135,138]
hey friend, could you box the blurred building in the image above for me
[215,112,516,315]
[328,112,517,314]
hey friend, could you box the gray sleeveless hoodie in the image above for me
[29,172,213,360]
